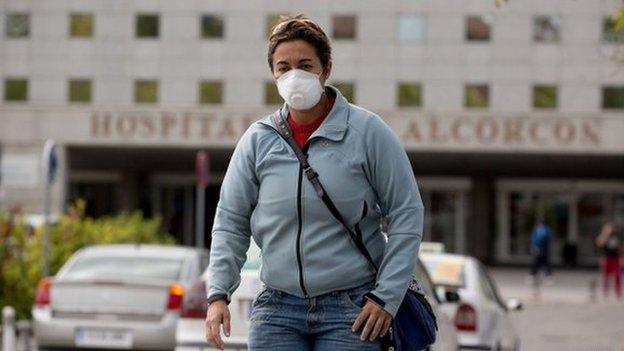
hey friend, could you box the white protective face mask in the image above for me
[276,69,324,110]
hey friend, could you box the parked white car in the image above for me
[33,244,209,351]
[176,241,459,351]
[420,252,522,351]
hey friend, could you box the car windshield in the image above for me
[422,257,466,288]
[63,255,184,281]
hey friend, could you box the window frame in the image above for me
[68,79,93,103]
[200,14,224,39]
[397,13,427,44]
[4,78,29,102]
[532,14,561,43]
[465,15,492,42]
[464,83,490,108]
[134,79,159,104]
[332,14,357,40]
[135,13,160,39]
[6,12,30,38]
[198,80,223,105]
[69,12,94,38]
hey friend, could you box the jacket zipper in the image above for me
[296,163,308,297]
[266,122,311,297]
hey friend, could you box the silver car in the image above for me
[33,244,209,351]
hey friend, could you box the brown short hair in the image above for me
[267,14,332,71]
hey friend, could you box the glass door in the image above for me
[420,182,469,254]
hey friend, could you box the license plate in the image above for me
[75,328,133,349]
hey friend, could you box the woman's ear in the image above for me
[321,61,333,84]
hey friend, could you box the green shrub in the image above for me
[0,200,177,320]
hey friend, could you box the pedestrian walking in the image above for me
[204,14,424,351]
[595,221,622,299]
[529,220,553,282]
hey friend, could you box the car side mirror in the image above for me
[435,285,460,303]
[444,290,460,303]
[506,298,523,311]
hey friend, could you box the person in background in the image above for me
[529,220,553,282]
[595,221,621,299]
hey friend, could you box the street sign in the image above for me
[42,140,58,185]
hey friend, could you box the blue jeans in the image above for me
[248,281,382,351]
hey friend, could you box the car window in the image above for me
[422,257,466,288]
[477,263,506,309]
[63,255,184,281]
[414,260,437,300]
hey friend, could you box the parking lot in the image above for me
[491,268,624,351]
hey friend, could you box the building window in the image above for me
[332,15,357,40]
[465,15,491,42]
[265,81,282,105]
[266,13,289,38]
[134,80,158,103]
[6,13,29,38]
[4,78,28,101]
[464,84,489,108]
[70,13,94,38]
[201,15,224,39]
[397,14,426,43]
[199,81,223,104]
[533,15,560,43]
[333,82,355,103]
[602,86,624,109]
[397,83,422,107]
[533,85,557,109]
[68,79,92,103]
[136,14,159,38]
[602,16,624,43]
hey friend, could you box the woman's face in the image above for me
[272,39,331,83]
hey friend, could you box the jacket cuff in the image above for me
[363,292,386,308]
[206,293,230,305]
[364,291,400,317]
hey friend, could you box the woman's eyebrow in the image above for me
[298,58,312,64]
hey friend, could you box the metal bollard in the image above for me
[16,321,32,351]
[2,306,16,351]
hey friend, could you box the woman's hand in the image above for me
[351,299,393,341]
[205,300,230,350]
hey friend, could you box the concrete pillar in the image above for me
[468,178,494,263]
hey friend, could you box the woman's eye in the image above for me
[278,67,289,73]
[302,65,312,70]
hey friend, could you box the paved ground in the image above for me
[490,268,624,351]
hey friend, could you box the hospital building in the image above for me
[1,0,624,265]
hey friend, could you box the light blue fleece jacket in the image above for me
[207,86,424,317]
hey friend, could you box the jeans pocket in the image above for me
[252,287,275,309]
[341,282,375,310]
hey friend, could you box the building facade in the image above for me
[1,0,624,265]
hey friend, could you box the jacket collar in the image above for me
[259,85,349,142]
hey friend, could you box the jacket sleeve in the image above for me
[206,126,259,302]
[362,114,424,317]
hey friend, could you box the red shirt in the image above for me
[287,94,336,149]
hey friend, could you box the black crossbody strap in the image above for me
[270,111,379,272]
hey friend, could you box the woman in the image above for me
[595,221,621,299]
[205,15,424,351]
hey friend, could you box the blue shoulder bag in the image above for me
[271,112,438,351]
